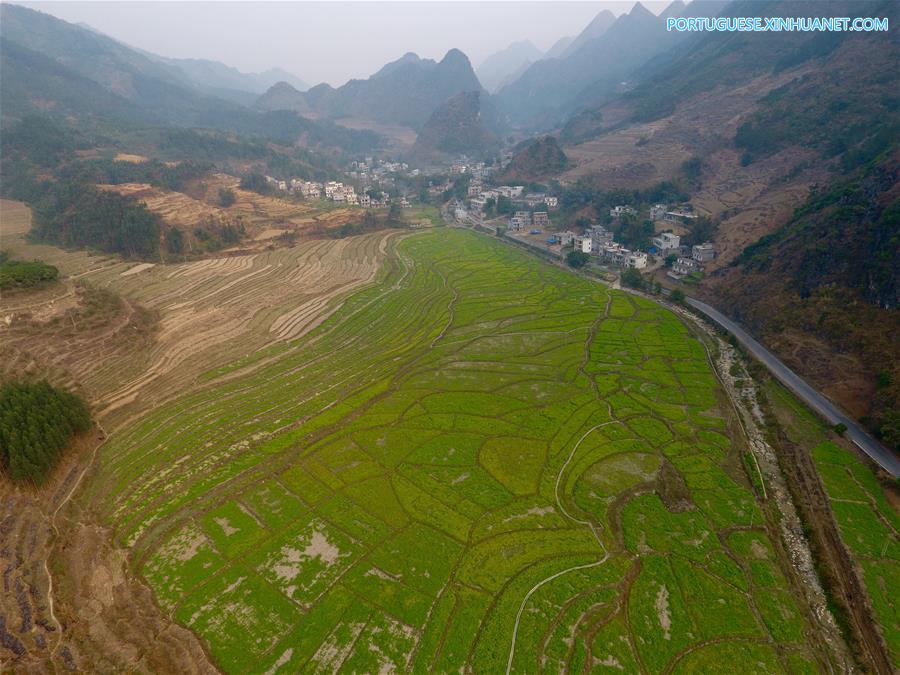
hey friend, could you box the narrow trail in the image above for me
[44,421,108,661]
[505,419,622,675]
[506,290,617,674]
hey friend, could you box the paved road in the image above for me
[685,297,900,477]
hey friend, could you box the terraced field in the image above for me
[84,228,827,672]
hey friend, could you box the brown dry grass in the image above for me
[0,199,398,671]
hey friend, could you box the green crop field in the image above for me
[765,384,899,666]
[85,229,823,672]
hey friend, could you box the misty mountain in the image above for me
[143,55,309,104]
[476,41,543,93]
[544,35,575,59]
[410,91,499,161]
[557,9,616,59]
[494,2,674,128]
[256,49,483,129]
[0,4,379,152]
[495,1,728,129]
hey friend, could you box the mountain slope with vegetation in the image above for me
[547,0,899,448]
[410,91,498,161]
[499,135,570,182]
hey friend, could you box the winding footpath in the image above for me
[505,420,623,675]
[685,297,900,477]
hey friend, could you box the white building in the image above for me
[625,251,648,269]
[692,242,716,262]
[574,235,592,254]
[652,232,681,255]
[545,196,558,209]
[532,212,550,228]
[672,256,701,276]
[610,205,636,218]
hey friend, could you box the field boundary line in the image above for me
[45,422,108,661]
[505,419,622,674]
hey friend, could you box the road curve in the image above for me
[685,297,900,477]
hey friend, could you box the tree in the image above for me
[387,203,403,226]
[664,253,678,268]
[615,214,654,249]
[239,172,272,195]
[164,228,184,255]
[0,381,91,484]
[833,422,847,436]
[362,210,378,230]
[218,188,236,207]
[496,195,513,215]
[670,288,686,304]
[621,268,644,289]
[566,251,590,269]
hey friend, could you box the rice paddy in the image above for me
[83,228,823,672]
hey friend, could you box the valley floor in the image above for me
[86,229,832,672]
[2,204,889,672]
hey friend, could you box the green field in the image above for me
[765,384,900,666]
[87,229,822,672]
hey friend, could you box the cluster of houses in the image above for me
[472,185,558,213]
[504,199,717,276]
[263,176,405,209]
[570,225,650,269]
[507,210,551,233]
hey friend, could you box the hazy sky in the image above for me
[17,1,675,86]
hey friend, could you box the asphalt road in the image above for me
[685,297,900,477]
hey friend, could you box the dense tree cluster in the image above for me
[239,172,273,195]
[0,255,59,289]
[29,181,162,259]
[0,380,91,484]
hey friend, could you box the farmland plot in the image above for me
[88,229,826,672]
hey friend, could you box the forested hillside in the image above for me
[0,381,92,484]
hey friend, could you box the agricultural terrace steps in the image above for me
[89,229,830,672]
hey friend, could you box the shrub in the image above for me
[621,268,644,289]
[0,259,58,289]
[566,251,590,269]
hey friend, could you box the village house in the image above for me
[609,205,636,218]
[664,207,698,224]
[532,212,550,228]
[508,215,527,232]
[651,232,681,255]
[590,225,614,252]
[692,242,716,262]
[514,211,532,227]
[359,193,371,208]
[625,251,648,269]
[574,235,592,254]
[558,231,576,246]
[671,256,701,277]
[545,196,558,209]
[523,193,548,207]
[649,204,668,221]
